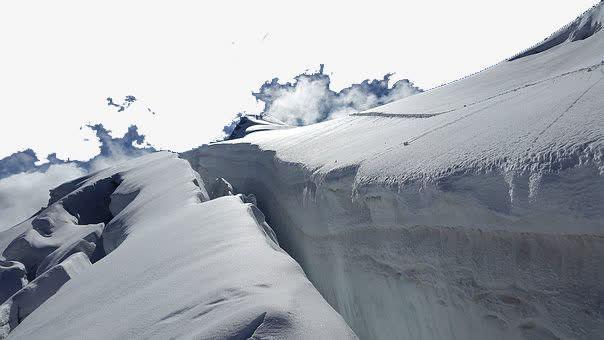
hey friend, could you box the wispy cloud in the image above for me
[106,95,157,115]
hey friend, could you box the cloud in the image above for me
[0,149,41,180]
[87,124,149,158]
[252,64,422,126]
[0,150,69,181]
[219,64,422,140]
[2,66,421,227]
[0,164,87,231]
[107,95,157,115]
[0,124,155,230]
[106,96,137,112]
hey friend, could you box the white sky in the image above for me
[0,0,599,161]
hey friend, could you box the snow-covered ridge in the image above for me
[0,153,356,339]
[183,3,604,339]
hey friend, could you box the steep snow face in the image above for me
[183,3,604,340]
[184,143,604,340]
[3,153,356,339]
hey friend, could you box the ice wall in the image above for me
[183,141,604,340]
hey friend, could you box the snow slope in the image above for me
[1,152,356,339]
[183,3,604,339]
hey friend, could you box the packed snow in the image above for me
[0,153,355,339]
[183,3,604,339]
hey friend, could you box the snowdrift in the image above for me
[0,153,355,339]
[183,3,604,339]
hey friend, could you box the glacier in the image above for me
[181,3,604,340]
[0,3,603,340]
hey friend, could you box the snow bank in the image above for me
[182,3,604,339]
[4,153,355,339]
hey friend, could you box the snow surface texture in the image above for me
[1,152,356,339]
[183,3,604,339]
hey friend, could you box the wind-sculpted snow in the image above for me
[182,3,604,339]
[2,152,355,339]
[0,253,91,338]
[3,4,603,340]
[1,174,120,282]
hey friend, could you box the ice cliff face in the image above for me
[0,153,356,339]
[183,3,604,339]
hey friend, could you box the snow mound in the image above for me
[227,115,291,140]
[4,153,355,339]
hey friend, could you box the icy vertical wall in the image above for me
[183,142,604,340]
